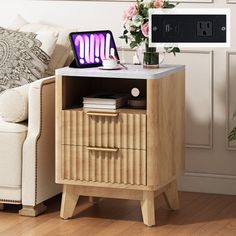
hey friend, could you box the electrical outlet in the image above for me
[197,21,213,36]
[149,8,230,48]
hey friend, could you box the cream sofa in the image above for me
[0,76,61,216]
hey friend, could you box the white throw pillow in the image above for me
[0,84,30,122]
[9,15,73,76]
[8,14,28,31]
[0,27,58,93]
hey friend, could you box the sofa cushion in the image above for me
[0,118,27,188]
[0,117,27,132]
[9,15,73,76]
[0,27,58,93]
[8,14,28,31]
[0,84,29,122]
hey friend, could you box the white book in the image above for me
[83,93,129,105]
[83,104,117,109]
[83,100,124,106]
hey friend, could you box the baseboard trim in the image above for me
[177,172,236,195]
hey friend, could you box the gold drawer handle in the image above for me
[87,147,119,152]
[86,112,119,117]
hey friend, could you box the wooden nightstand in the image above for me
[55,64,185,226]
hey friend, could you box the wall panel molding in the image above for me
[226,51,236,150]
[182,50,214,149]
[178,172,236,195]
[118,48,214,149]
[227,0,236,3]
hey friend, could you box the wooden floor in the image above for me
[1,192,236,235]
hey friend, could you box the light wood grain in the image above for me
[141,191,156,227]
[62,146,146,186]
[163,180,180,210]
[58,184,172,222]
[65,185,144,201]
[147,71,185,187]
[89,197,101,204]
[61,109,147,150]
[55,75,63,183]
[56,69,185,227]
[2,192,236,235]
[57,179,152,191]
[60,185,79,219]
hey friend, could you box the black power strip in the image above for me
[151,14,227,43]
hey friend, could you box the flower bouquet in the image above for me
[121,0,180,68]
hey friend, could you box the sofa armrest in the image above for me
[22,76,61,207]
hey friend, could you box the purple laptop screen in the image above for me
[71,31,118,66]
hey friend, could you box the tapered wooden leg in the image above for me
[89,197,100,204]
[0,203,4,210]
[60,185,79,219]
[163,180,180,210]
[140,191,155,227]
[19,203,47,216]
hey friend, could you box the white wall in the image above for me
[1,0,236,194]
[0,1,129,47]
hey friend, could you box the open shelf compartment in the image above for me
[61,76,147,111]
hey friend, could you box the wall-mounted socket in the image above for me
[149,8,230,48]
[197,21,213,37]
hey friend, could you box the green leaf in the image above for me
[163,0,179,8]
[130,41,138,48]
[133,31,144,45]
[173,47,180,53]
[141,8,149,18]
[228,111,236,141]
[164,47,180,55]
[233,110,236,117]
[119,34,129,44]
[228,127,236,141]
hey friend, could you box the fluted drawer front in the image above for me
[61,145,147,186]
[62,110,146,150]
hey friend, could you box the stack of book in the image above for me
[83,93,129,110]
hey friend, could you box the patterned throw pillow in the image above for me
[8,15,74,76]
[0,27,57,93]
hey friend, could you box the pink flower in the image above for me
[126,5,137,18]
[153,0,163,8]
[141,21,149,38]
[122,11,129,22]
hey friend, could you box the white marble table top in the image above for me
[56,64,185,80]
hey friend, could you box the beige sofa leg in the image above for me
[0,203,4,210]
[19,203,47,217]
